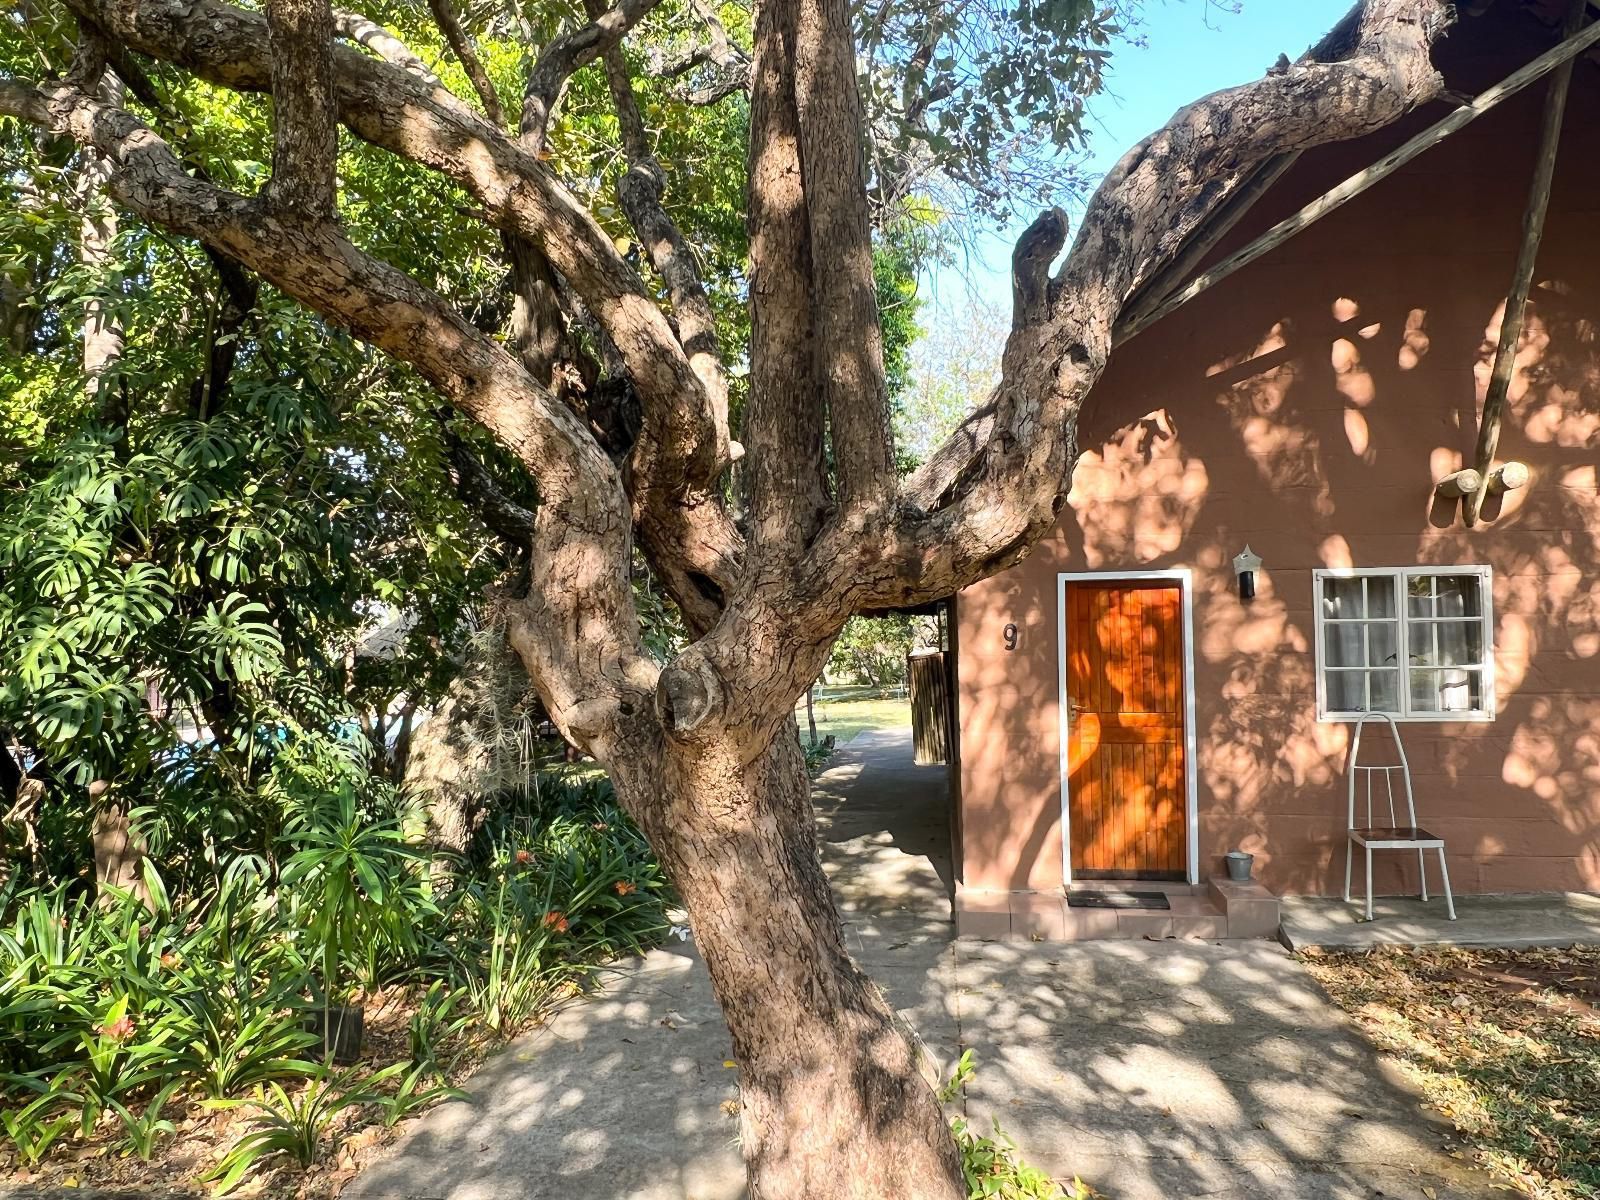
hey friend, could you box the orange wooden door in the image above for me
[1065,582,1187,880]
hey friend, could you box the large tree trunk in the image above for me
[611,726,964,1198]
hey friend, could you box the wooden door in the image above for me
[1065,581,1187,880]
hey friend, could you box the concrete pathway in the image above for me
[811,726,954,919]
[350,726,1508,1200]
[1281,891,1600,950]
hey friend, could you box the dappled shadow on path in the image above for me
[812,727,956,918]
[957,938,1511,1200]
[348,926,1509,1200]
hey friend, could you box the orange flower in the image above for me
[158,952,178,969]
[99,1015,136,1041]
[542,910,569,933]
[613,880,635,896]
[514,849,534,866]
[590,821,609,832]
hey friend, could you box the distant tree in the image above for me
[828,615,915,688]
[896,293,1008,465]
[0,0,1459,1191]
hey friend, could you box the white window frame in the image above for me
[1312,566,1495,723]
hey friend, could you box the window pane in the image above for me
[1407,574,1434,618]
[1369,622,1399,667]
[1366,576,1397,619]
[1410,667,1482,713]
[1433,574,1482,619]
[1369,669,1399,712]
[1408,619,1437,666]
[1325,623,1365,668]
[1326,671,1365,711]
[1323,576,1365,620]
[1327,669,1399,713]
[1434,620,1482,666]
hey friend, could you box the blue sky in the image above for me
[928,0,1355,311]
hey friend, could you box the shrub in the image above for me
[0,765,671,1191]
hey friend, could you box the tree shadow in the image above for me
[955,5,1600,897]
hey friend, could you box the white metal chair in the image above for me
[1343,713,1455,922]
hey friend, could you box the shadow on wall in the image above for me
[957,561,1073,892]
[958,31,1600,895]
[1056,247,1600,894]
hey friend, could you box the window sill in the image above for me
[1317,712,1496,725]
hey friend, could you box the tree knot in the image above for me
[655,647,725,737]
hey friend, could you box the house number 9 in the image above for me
[1003,623,1018,651]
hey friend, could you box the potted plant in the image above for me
[281,785,422,1064]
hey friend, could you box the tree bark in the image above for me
[611,725,963,1199]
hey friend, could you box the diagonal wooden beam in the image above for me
[1118,16,1600,344]
[1462,0,1587,524]
[1114,152,1300,344]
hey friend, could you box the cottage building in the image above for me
[949,1,1600,936]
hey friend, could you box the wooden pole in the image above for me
[1463,0,1586,525]
[1119,17,1600,344]
[1435,468,1483,498]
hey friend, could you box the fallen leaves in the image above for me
[1304,945,1600,1200]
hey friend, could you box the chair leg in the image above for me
[1344,838,1353,904]
[1437,847,1456,921]
[1418,847,1429,902]
[1365,844,1374,922]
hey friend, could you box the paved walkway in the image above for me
[811,726,954,919]
[350,727,1508,1200]
[1281,891,1600,950]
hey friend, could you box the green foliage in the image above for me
[280,784,433,1000]
[0,769,668,1188]
[444,776,671,1037]
[108,1081,182,1161]
[828,615,916,688]
[941,1051,1098,1200]
[0,1090,79,1167]
[857,0,1135,223]
[205,1066,377,1193]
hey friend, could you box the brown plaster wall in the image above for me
[955,11,1600,897]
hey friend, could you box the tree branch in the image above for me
[439,417,537,546]
[333,10,440,85]
[265,0,338,215]
[425,0,505,126]
[740,0,827,562]
[794,0,893,507]
[187,247,260,418]
[64,0,734,497]
[840,0,1454,609]
[519,0,666,154]
[575,0,738,636]
[581,0,729,451]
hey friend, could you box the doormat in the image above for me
[1067,890,1171,911]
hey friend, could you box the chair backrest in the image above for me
[1346,712,1418,832]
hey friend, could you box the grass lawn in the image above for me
[1304,946,1600,1200]
[796,685,910,746]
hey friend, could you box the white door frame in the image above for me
[1056,569,1200,886]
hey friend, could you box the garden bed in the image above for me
[2,774,669,1197]
[1303,945,1600,1200]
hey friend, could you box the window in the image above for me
[1313,567,1494,721]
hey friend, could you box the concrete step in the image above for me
[956,878,1281,943]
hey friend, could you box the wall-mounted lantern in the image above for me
[1233,545,1262,601]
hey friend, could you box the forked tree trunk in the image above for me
[610,726,963,1198]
